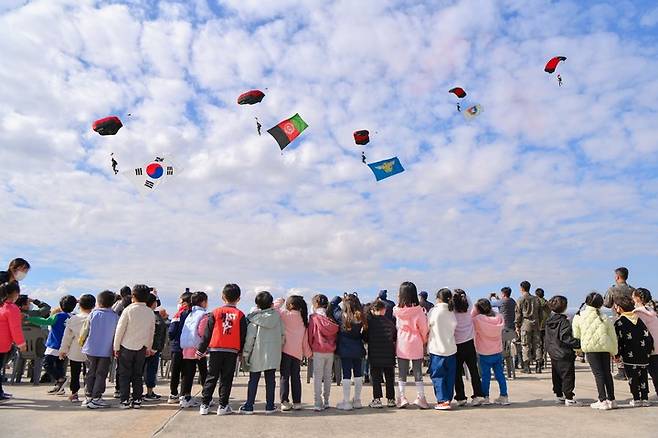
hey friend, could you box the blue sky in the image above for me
[1,0,658,312]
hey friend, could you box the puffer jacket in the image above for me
[180,306,207,350]
[393,305,428,360]
[332,305,366,359]
[59,312,90,362]
[572,306,617,355]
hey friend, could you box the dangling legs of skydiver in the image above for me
[457,103,461,112]
[362,152,367,164]
[256,117,262,136]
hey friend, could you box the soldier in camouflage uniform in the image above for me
[604,267,634,380]
[535,288,551,373]
[515,281,542,374]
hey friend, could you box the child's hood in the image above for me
[394,305,425,320]
[312,313,339,335]
[545,312,567,331]
[248,308,281,328]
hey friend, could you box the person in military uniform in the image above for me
[604,267,634,380]
[535,288,551,373]
[515,281,542,374]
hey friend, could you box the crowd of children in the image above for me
[1,259,658,416]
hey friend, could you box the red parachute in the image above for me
[237,90,265,105]
[449,87,467,98]
[92,116,123,136]
[544,56,567,74]
[353,130,370,146]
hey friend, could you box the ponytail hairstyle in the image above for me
[312,294,329,310]
[398,281,419,308]
[287,295,309,327]
[342,293,367,331]
[633,288,653,307]
[585,291,605,322]
[475,298,493,316]
[0,281,20,304]
[452,289,469,313]
[436,288,454,311]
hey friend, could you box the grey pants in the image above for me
[398,358,423,382]
[85,356,111,399]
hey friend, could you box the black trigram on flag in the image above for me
[167,166,174,176]
[144,180,154,189]
[135,168,143,176]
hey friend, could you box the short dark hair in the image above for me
[585,291,604,309]
[615,267,629,281]
[60,295,77,313]
[255,291,273,310]
[371,299,387,312]
[222,284,241,303]
[633,288,652,305]
[15,294,29,307]
[535,288,545,298]
[119,286,132,298]
[180,291,192,305]
[0,281,20,303]
[501,287,512,297]
[548,295,568,314]
[614,294,635,312]
[98,290,116,308]
[398,281,419,307]
[475,298,493,316]
[8,258,30,272]
[191,291,208,307]
[146,293,159,307]
[419,291,428,300]
[132,284,151,303]
[453,289,469,313]
[312,294,329,309]
[520,281,531,293]
[78,294,96,311]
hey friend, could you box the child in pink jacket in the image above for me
[274,295,311,411]
[472,298,509,405]
[393,282,429,409]
[307,294,339,411]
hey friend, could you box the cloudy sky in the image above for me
[1,0,657,311]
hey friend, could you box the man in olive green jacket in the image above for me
[515,281,542,374]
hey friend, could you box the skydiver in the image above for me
[557,74,563,87]
[255,117,262,136]
[111,153,119,175]
[457,102,461,112]
[361,151,367,164]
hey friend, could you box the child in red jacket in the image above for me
[308,294,339,411]
[0,281,26,400]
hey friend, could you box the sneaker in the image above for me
[456,399,468,407]
[218,405,234,415]
[69,393,79,403]
[292,403,303,411]
[434,401,452,410]
[143,393,162,402]
[167,394,180,404]
[313,404,324,412]
[81,397,91,407]
[47,385,60,395]
[55,385,66,396]
[482,397,491,405]
[281,401,292,411]
[180,397,200,408]
[414,396,430,409]
[555,396,566,404]
[113,391,121,399]
[387,399,396,408]
[607,400,618,410]
[238,405,253,415]
[352,399,363,409]
[336,401,353,411]
[265,407,277,415]
[369,399,383,409]
[494,396,510,406]
[119,400,132,409]
[132,399,142,409]
[590,400,607,410]
[565,399,580,407]
[199,404,209,415]
[92,398,109,408]
[471,397,485,407]
[397,396,409,408]
[642,400,651,407]
[0,393,11,401]
[629,399,643,408]
[86,399,102,409]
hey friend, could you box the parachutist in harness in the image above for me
[557,74,563,87]
[361,151,367,164]
[457,102,461,112]
[111,154,119,175]
[255,117,262,136]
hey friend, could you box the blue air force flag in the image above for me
[123,156,178,195]
[368,157,405,181]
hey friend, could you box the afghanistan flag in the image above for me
[368,156,405,181]
[463,104,483,120]
[267,113,308,150]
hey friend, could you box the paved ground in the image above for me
[1,363,657,438]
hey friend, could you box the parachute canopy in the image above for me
[353,130,370,145]
[92,116,123,136]
[544,56,567,74]
[449,87,467,98]
[237,90,265,105]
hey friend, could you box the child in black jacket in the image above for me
[363,299,397,408]
[614,295,654,406]
[544,296,580,405]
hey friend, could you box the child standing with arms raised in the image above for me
[393,282,429,409]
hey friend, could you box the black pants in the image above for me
[201,351,237,406]
[181,359,199,397]
[44,354,65,382]
[118,346,146,402]
[169,350,183,396]
[371,365,395,400]
[0,352,5,396]
[586,352,615,401]
[625,364,649,400]
[197,358,208,385]
[551,358,575,399]
[85,356,111,399]
[70,360,83,394]
[648,355,658,396]
[280,353,302,404]
[454,340,483,400]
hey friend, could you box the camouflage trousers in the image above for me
[520,326,542,363]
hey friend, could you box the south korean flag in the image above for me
[123,156,178,196]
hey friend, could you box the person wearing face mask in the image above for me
[0,258,31,285]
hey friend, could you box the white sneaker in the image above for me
[456,399,468,407]
[199,404,209,415]
[352,399,362,409]
[92,398,109,408]
[471,397,485,407]
[281,401,293,411]
[313,404,324,412]
[179,397,199,408]
[642,400,651,407]
[369,399,383,409]
[336,401,353,411]
[218,405,233,415]
[167,395,180,404]
[629,399,643,408]
[292,403,303,411]
[555,396,566,404]
[482,397,491,405]
[81,398,91,408]
[607,400,618,410]
[590,400,606,409]
[565,399,580,407]
[494,396,510,406]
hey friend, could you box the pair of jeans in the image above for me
[143,352,160,389]
[201,351,237,407]
[586,352,615,401]
[169,350,183,396]
[551,358,575,399]
[244,369,276,411]
[85,356,111,399]
[428,353,456,402]
[454,340,484,400]
[340,357,363,379]
[371,366,395,400]
[312,352,333,407]
[398,358,423,382]
[479,353,508,397]
[43,354,65,382]
[69,360,83,394]
[280,353,302,404]
[625,364,649,400]
[118,346,146,402]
